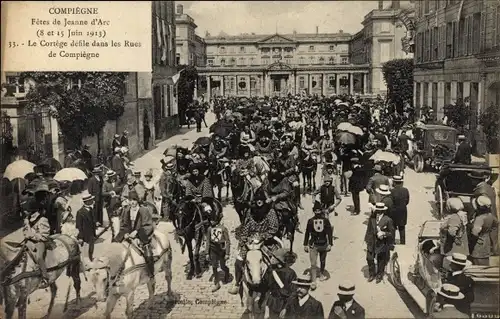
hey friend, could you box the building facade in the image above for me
[175,4,206,67]
[413,0,500,130]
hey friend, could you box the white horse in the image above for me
[85,229,173,319]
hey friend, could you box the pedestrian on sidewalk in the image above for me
[87,165,104,226]
[120,130,129,148]
[327,282,365,319]
[349,158,364,216]
[76,191,97,262]
[390,175,409,245]
[282,274,324,319]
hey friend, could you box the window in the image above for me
[472,13,481,54]
[207,58,214,66]
[250,77,256,89]
[229,47,235,53]
[238,57,244,65]
[328,56,335,64]
[309,45,315,52]
[341,57,348,64]
[68,78,82,90]
[453,21,459,58]
[309,56,315,64]
[220,58,226,66]
[299,57,306,64]
[446,22,453,58]
[250,57,255,65]
[230,58,236,65]
[468,15,474,55]
[299,76,305,88]
[311,76,318,88]
[219,47,226,54]
[240,46,245,53]
[433,26,438,60]
[329,45,335,51]
[285,57,292,64]
[238,79,247,90]
[230,78,235,90]
[380,22,391,33]
[495,5,500,47]
[262,57,270,65]
[459,18,465,56]
[6,76,25,95]
[328,75,336,88]
[319,57,325,64]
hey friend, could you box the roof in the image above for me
[204,32,352,44]
[419,124,458,131]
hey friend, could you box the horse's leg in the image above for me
[164,249,173,297]
[3,288,16,319]
[186,239,195,280]
[194,232,203,278]
[46,282,58,317]
[301,171,307,194]
[125,291,135,319]
[17,293,27,319]
[147,279,156,318]
[70,259,82,304]
[312,167,317,189]
[105,294,119,319]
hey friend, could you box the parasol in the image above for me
[3,160,36,181]
[213,125,231,138]
[338,102,349,107]
[335,132,357,145]
[193,136,211,146]
[337,122,352,131]
[38,158,62,173]
[54,167,88,182]
[369,150,401,164]
[345,125,364,136]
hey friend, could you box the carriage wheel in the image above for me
[389,252,405,291]
[413,154,424,173]
[434,184,444,219]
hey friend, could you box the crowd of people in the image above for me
[1,92,498,319]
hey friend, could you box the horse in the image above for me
[172,195,208,279]
[160,172,185,222]
[241,235,285,319]
[275,206,297,254]
[85,229,173,319]
[299,149,318,193]
[230,166,254,224]
[0,234,82,319]
[208,156,231,202]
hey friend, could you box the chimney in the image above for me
[339,29,343,34]
[392,0,400,9]
[293,29,297,36]
[176,4,183,15]
[316,26,319,34]
[378,1,383,10]
[205,31,210,37]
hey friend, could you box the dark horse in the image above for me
[172,195,208,280]
[230,166,254,224]
[208,156,231,202]
[275,206,297,254]
[299,149,318,193]
[161,173,185,222]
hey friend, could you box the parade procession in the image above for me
[1,1,500,319]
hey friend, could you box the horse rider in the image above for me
[22,198,51,287]
[184,162,214,199]
[312,175,342,217]
[111,147,126,184]
[304,200,334,290]
[255,130,275,161]
[235,144,263,193]
[209,134,229,160]
[205,210,231,292]
[229,189,280,295]
[275,145,302,210]
[159,159,179,221]
[49,180,71,234]
[122,174,146,202]
[320,134,335,164]
[115,190,156,281]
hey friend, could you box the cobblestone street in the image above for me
[5,113,447,319]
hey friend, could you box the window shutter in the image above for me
[454,21,459,57]
[467,16,472,55]
[464,17,468,56]
[494,7,498,48]
[480,12,485,51]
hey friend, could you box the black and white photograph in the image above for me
[0,1,499,319]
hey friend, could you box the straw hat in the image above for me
[271,248,288,265]
[446,253,472,268]
[376,184,391,195]
[292,274,313,287]
[446,197,464,213]
[472,195,492,211]
[338,281,356,295]
[437,284,464,300]
[374,202,388,211]
[392,175,403,182]
[105,170,116,178]
[81,190,95,202]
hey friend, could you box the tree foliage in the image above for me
[177,65,198,124]
[20,72,126,149]
[443,98,472,133]
[382,59,414,113]
[479,104,500,154]
[0,111,15,171]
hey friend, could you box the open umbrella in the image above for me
[214,126,231,138]
[193,136,211,146]
[337,122,352,131]
[335,132,357,145]
[346,125,364,136]
[54,168,88,182]
[369,150,401,165]
[3,160,36,181]
[38,158,62,173]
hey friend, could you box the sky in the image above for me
[177,1,382,37]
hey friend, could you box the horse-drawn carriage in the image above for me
[406,124,457,173]
[388,220,500,318]
[433,163,498,219]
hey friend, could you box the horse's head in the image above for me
[85,257,110,302]
[244,237,268,286]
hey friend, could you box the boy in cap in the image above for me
[282,274,324,319]
[304,200,333,290]
[312,175,342,217]
[328,281,365,319]
[205,211,231,292]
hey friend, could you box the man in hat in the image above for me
[50,180,71,234]
[264,247,298,319]
[364,202,395,283]
[122,174,146,202]
[453,135,471,164]
[141,169,156,205]
[229,189,280,295]
[120,130,129,148]
[432,284,469,318]
[112,134,121,152]
[76,191,97,261]
[328,281,365,319]
[22,198,51,286]
[473,172,497,216]
[111,147,126,184]
[282,274,324,319]
[87,165,104,226]
[312,175,342,217]
[159,159,179,221]
[390,175,410,245]
[116,190,156,280]
[185,162,214,199]
[365,165,389,205]
[102,170,121,238]
[205,209,231,292]
[470,195,499,265]
[349,158,365,216]
[304,200,333,290]
[444,253,474,315]
[372,184,393,217]
[236,144,262,193]
[320,134,334,164]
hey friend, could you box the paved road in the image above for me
[4,112,439,319]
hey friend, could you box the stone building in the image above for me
[175,4,206,67]
[413,0,500,131]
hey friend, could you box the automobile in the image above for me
[388,220,499,318]
[403,124,458,173]
[434,163,498,219]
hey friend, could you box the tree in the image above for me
[0,111,16,171]
[382,59,414,114]
[176,65,198,125]
[443,98,471,133]
[20,72,126,152]
[479,104,500,154]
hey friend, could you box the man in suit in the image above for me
[102,170,122,238]
[115,191,156,280]
[432,284,469,318]
[76,191,97,261]
[112,134,121,152]
[365,165,389,207]
[364,202,395,283]
[111,147,126,185]
[120,130,129,148]
[453,135,471,164]
[328,282,365,319]
[390,175,410,245]
[473,172,497,217]
[349,158,365,216]
[282,274,324,319]
[87,165,104,225]
[443,253,474,315]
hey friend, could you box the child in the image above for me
[205,213,231,292]
[312,175,342,217]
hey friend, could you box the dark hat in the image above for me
[133,171,141,177]
[271,248,288,265]
[351,157,359,163]
[128,191,140,201]
[254,189,267,201]
[34,181,50,194]
[313,200,322,212]
[189,162,201,171]
[48,180,60,191]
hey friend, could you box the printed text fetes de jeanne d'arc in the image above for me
[10,6,143,61]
